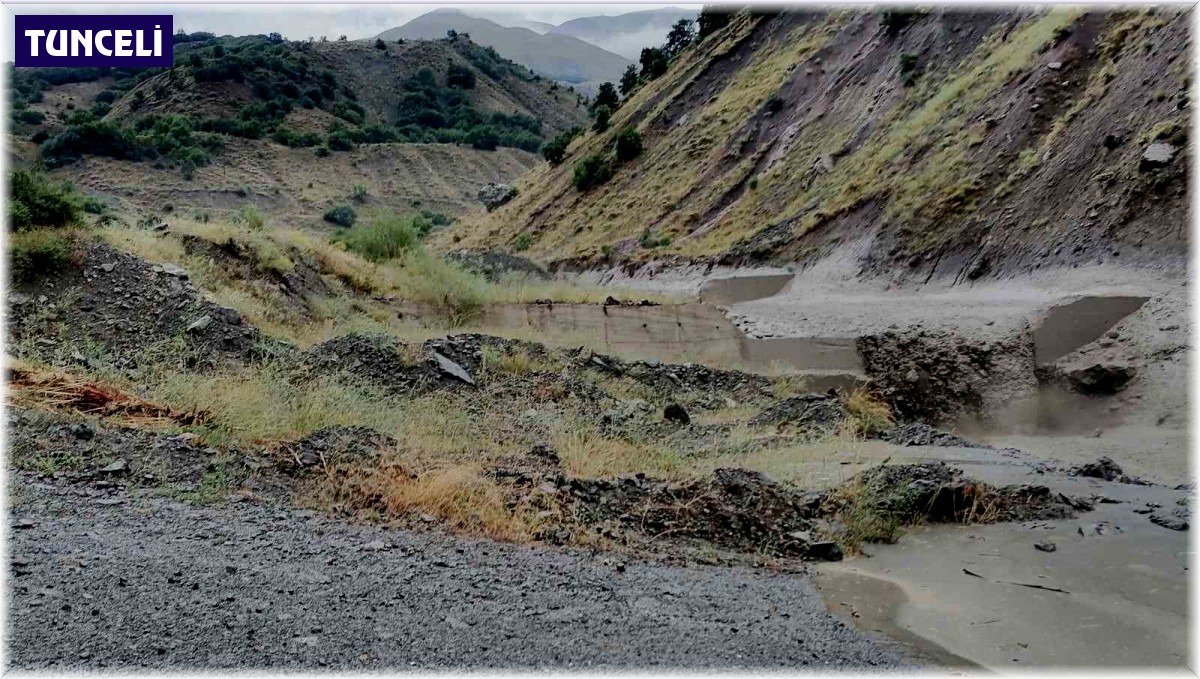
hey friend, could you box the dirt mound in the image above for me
[276,426,397,470]
[180,235,331,319]
[749,393,847,431]
[877,423,987,448]
[856,330,1034,424]
[300,334,443,394]
[587,352,775,408]
[10,239,262,371]
[841,462,1079,524]
[563,468,834,559]
[1068,456,1149,485]
[445,251,550,282]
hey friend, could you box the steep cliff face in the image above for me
[439,8,1189,282]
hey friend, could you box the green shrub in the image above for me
[513,234,533,251]
[314,145,331,157]
[899,52,919,87]
[573,154,612,192]
[82,197,107,214]
[337,211,421,262]
[374,38,387,50]
[241,205,266,231]
[614,127,642,162]
[9,170,82,231]
[11,230,73,284]
[766,96,784,113]
[468,126,499,151]
[351,184,368,201]
[324,204,357,227]
[592,106,611,133]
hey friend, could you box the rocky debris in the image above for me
[857,330,1028,423]
[186,315,213,334]
[1140,143,1177,171]
[1149,507,1189,531]
[1034,541,1057,553]
[601,296,661,308]
[153,263,189,279]
[876,422,987,448]
[749,394,846,430]
[663,403,690,425]
[432,352,475,386]
[278,426,395,470]
[477,183,517,211]
[839,462,1078,524]
[301,334,438,395]
[445,251,549,283]
[9,241,261,369]
[99,460,129,475]
[1066,456,1147,485]
[564,468,832,559]
[1066,364,1136,395]
[12,520,35,530]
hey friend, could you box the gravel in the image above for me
[7,478,914,671]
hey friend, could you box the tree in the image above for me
[446,29,458,40]
[614,127,642,162]
[268,32,284,44]
[374,38,387,50]
[592,105,611,133]
[619,64,639,96]
[593,82,619,111]
[697,6,734,41]
[639,47,669,80]
[447,64,476,89]
[664,18,696,58]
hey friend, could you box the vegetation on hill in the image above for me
[15,30,587,177]
[438,8,1189,280]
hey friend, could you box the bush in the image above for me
[328,129,356,152]
[573,154,612,192]
[324,204,357,227]
[13,110,45,125]
[447,64,476,89]
[766,95,784,113]
[468,125,499,151]
[592,106,611,133]
[241,205,266,231]
[351,184,368,201]
[82,197,107,214]
[9,170,82,231]
[374,38,387,50]
[10,230,73,284]
[513,234,532,251]
[338,211,421,262]
[314,145,331,157]
[614,127,642,162]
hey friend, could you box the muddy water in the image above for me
[1032,295,1149,363]
[699,274,794,307]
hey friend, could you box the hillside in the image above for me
[552,7,700,60]
[377,10,631,90]
[440,8,1189,281]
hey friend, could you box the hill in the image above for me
[376,10,631,89]
[551,7,700,60]
[439,8,1189,281]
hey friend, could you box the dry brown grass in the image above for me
[843,388,895,437]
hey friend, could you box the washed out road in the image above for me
[7,477,913,670]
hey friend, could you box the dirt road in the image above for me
[6,476,913,671]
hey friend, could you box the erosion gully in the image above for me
[398,266,1188,670]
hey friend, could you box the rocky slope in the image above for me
[442,8,1189,282]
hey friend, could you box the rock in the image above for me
[154,222,169,231]
[1149,512,1189,531]
[12,520,35,530]
[1034,541,1057,553]
[99,459,129,475]
[213,306,241,325]
[159,263,189,278]
[1047,61,1063,70]
[528,443,560,465]
[1069,456,1123,481]
[10,293,30,306]
[99,263,116,273]
[879,423,986,448]
[477,183,517,211]
[663,403,690,425]
[1140,143,1177,171]
[432,352,474,386]
[806,540,843,562]
[602,295,621,306]
[1102,133,1125,149]
[70,421,96,440]
[1067,364,1135,395]
[186,315,213,334]
[749,394,846,430]
[362,540,388,552]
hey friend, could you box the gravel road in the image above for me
[7,477,913,670]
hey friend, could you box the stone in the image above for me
[186,315,214,333]
[1069,456,1123,481]
[603,296,622,306]
[214,306,241,324]
[99,459,128,475]
[99,263,116,273]
[12,520,35,530]
[1067,364,1135,395]
[806,540,843,562]
[1149,513,1189,531]
[1034,541,1057,553]
[159,263,189,278]
[1140,143,1177,171]
[154,222,169,231]
[362,540,388,552]
[70,422,96,440]
[477,183,517,211]
[10,293,30,306]
[432,352,474,386]
[663,403,690,425]
[1047,61,1064,70]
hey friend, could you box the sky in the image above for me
[3,3,703,59]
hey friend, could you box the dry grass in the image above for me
[843,388,895,437]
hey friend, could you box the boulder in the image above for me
[1140,143,1177,171]
[663,403,690,425]
[478,183,517,211]
[1067,364,1135,395]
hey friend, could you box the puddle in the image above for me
[699,274,794,307]
[1033,295,1148,363]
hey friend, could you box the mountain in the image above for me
[376,10,631,88]
[437,8,1189,281]
[551,7,700,61]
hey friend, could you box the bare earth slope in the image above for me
[442,8,1188,281]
